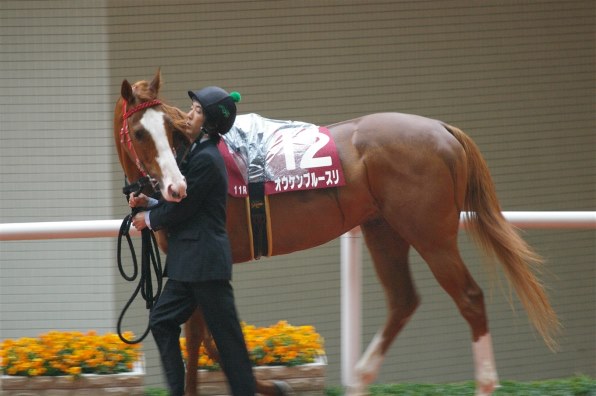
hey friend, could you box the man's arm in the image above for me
[146,151,219,231]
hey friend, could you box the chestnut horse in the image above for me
[114,70,558,396]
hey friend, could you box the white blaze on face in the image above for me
[140,108,187,202]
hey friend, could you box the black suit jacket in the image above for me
[149,139,233,282]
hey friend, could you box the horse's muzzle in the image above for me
[164,179,187,202]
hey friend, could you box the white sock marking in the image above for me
[472,333,499,396]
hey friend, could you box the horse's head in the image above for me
[115,69,190,202]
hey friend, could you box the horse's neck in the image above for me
[123,162,143,185]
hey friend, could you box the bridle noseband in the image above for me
[120,98,162,189]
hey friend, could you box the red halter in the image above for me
[120,98,162,177]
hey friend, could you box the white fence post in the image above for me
[340,227,362,387]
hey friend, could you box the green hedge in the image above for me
[325,376,595,396]
[146,375,595,396]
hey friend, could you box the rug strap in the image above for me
[248,182,270,259]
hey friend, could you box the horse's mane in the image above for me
[131,79,189,135]
[162,103,188,133]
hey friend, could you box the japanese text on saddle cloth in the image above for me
[218,113,345,259]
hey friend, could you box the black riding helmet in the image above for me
[188,86,241,135]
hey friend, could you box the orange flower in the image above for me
[0,331,142,377]
[67,366,82,376]
[180,320,324,369]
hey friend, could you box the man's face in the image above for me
[186,101,206,139]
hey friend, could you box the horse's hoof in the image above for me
[272,380,295,396]
[475,382,500,396]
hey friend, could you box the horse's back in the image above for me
[328,112,445,132]
[329,112,468,238]
[329,112,464,171]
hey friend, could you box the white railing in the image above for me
[1,212,594,241]
[1,211,595,387]
[0,219,139,241]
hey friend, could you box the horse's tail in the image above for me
[444,123,560,351]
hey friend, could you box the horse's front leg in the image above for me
[184,309,205,396]
[154,229,168,253]
[188,312,295,396]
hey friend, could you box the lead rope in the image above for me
[115,98,170,344]
[116,189,163,345]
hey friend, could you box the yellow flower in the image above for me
[0,331,142,377]
[67,366,82,376]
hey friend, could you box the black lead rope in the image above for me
[116,190,164,344]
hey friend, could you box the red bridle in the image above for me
[120,98,162,177]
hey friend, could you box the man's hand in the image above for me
[132,212,148,231]
[129,193,150,208]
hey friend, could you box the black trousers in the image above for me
[149,279,256,396]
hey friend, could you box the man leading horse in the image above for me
[129,86,257,396]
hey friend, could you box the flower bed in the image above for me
[181,321,327,395]
[0,323,325,395]
[180,320,325,369]
[196,358,327,396]
[0,331,144,396]
[0,331,141,377]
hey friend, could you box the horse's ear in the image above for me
[150,68,162,95]
[121,79,134,102]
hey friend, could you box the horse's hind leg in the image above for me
[411,226,499,396]
[347,219,420,395]
[372,196,498,394]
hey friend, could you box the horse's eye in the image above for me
[134,130,146,140]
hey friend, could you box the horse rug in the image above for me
[218,113,346,198]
